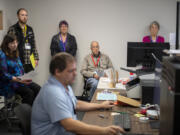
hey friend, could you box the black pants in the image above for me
[15,82,40,106]
[23,64,34,73]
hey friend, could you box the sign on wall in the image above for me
[0,11,2,30]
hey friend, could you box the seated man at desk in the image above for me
[80,41,114,100]
[31,52,124,135]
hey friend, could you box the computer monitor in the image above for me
[127,42,170,69]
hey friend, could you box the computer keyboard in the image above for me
[113,113,131,131]
[120,67,154,76]
[120,67,136,73]
[136,68,154,76]
[123,133,152,135]
[136,68,154,73]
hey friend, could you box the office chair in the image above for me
[81,77,91,101]
[14,103,31,135]
[0,89,22,131]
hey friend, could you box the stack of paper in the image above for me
[163,49,180,54]
[19,71,37,80]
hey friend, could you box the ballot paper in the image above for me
[164,49,180,54]
[18,71,37,80]
[96,92,117,101]
[115,83,126,90]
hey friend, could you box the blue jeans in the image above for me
[86,78,99,100]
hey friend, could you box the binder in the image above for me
[30,53,36,69]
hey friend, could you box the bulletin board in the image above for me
[0,11,2,30]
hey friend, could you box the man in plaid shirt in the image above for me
[8,8,39,73]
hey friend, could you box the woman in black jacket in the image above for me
[50,20,77,56]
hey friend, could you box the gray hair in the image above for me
[149,21,160,30]
[90,41,99,48]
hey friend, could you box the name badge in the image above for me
[25,43,31,50]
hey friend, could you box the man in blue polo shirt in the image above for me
[31,52,124,135]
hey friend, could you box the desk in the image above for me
[82,89,159,135]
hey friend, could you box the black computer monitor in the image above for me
[127,42,170,68]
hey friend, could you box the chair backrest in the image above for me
[83,77,91,90]
[14,104,32,135]
[81,77,91,101]
[83,77,88,89]
[0,96,5,110]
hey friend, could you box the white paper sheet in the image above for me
[19,71,37,80]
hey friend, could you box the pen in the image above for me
[98,114,105,118]
[111,110,127,114]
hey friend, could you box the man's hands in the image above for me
[104,73,108,77]
[93,74,99,80]
[103,125,125,135]
[101,101,114,109]
[93,72,108,80]
[60,117,125,135]
[20,79,32,85]
[12,77,32,85]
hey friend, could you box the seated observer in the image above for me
[80,41,114,100]
[31,52,124,135]
[142,21,164,43]
[0,34,40,106]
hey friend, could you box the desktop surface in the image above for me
[82,89,159,135]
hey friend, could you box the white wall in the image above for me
[0,0,18,41]
[3,0,177,95]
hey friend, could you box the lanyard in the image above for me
[150,36,158,43]
[59,34,67,51]
[66,89,76,114]
[91,55,100,67]
[22,25,28,43]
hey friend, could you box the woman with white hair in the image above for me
[143,21,165,43]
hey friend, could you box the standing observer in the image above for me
[8,8,39,73]
[142,21,165,43]
[50,20,77,56]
